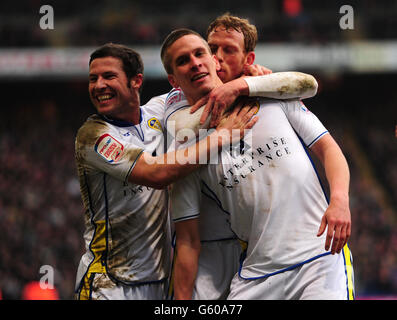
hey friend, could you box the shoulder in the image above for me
[76,114,110,146]
[258,98,309,114]
[143,93,167,108]
[255,97,286,110]
[76,115,134,166]
[141,93,168,129]
[164,89,191,129]
[165,88,190,111]
[76,114,125,160]
[165,88,184,106]
[141,93,167,117]
[276,98,305,109]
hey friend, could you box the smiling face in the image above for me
[88,56,142,122]
[207,26,254,83]
[166,34,222,105]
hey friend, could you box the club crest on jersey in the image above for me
[148,117,162,131]
[95,134,124,163]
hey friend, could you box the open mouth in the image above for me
[96,93,115,103]
[191,73,209,82]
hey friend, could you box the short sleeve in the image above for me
[76,119,143,182]
[170,171,202,223]
[279,99,329,148]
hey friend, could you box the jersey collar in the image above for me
[99,109,143,127]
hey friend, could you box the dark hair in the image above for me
[89,43,144,89]
[207,13,257,52]
[160,28,209,74]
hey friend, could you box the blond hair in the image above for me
[206,13,258,52]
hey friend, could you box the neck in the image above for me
[127,93,141,124]
[128,104,142,125]
[121,94,141,125]
[101,101,141,125]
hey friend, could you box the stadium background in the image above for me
[0,0,396,300]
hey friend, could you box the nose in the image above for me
[190,54,202,70]
[214,48,224,62]
[95,76,107,91]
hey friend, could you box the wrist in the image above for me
[242,76,255,97]
[238,77,250,96]
[330,190,349,205]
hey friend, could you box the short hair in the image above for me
[89,43,144,89]
[206,13,258,52]
[161,28,209,74]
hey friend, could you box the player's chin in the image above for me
[96,97,117,110]
[95,102,115,116]
[197,83,214,97]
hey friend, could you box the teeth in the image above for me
[98,94,113,101]
[192,73,207,81]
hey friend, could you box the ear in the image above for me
[167,74,179,89]
[245,51,255,66]
[130,73,143,90]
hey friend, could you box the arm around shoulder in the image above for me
[244,71,318,100]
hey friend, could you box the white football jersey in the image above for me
[74,94,171,288]
[165,89,237,241]
[167,94,332,279]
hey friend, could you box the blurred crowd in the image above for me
[0,73,395,299]
[0,81,90,299]
[1,0,397,48]
[311,73,397,297]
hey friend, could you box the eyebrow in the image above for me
[174,46,207,63]
[102,71,117,76]
[89,70,117,77]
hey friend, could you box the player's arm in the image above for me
[278,99,351,255]
[244,71,318,100]
[190,72,318,127]
[170,168,202,300]
[310,134,351,255]
[173,218,201,300]
[129,103,259,189]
